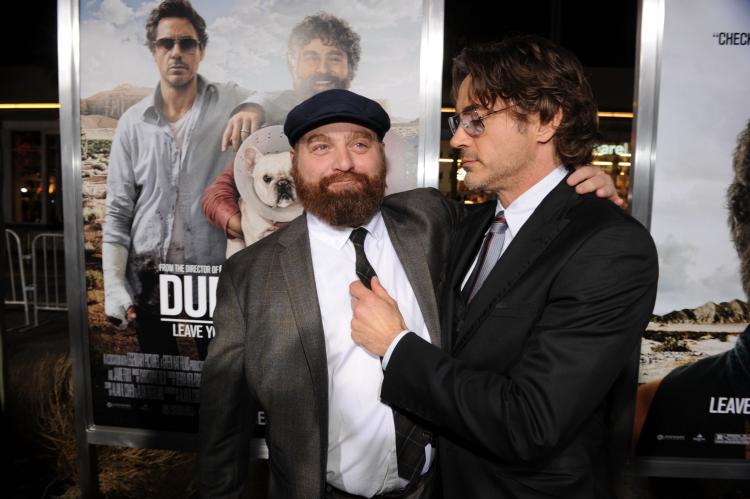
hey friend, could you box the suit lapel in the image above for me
[277,215,328,460]
[382,209,442,347]
[452,180,577,354]
[450,204,497,291]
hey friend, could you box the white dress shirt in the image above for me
[460,165,569,289]
[307,210,432,497]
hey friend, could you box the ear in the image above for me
[536,108,563,144]
[287,50,297,75]
[242,146,261,173]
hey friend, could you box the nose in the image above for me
[169,42,183,57]
[333,148,354,172]
[449,126,471,149]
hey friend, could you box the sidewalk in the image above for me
[4,307,69,361]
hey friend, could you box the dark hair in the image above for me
[729,119,750,296]
[288,13,361,78]
[452,35,600,165]
[145,0,208,51]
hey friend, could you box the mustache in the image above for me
[320,172,368,188]
[302,72,348,86]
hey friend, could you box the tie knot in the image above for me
[490,213,507,234]
[349,227,368,246]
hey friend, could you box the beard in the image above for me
[292,155,387,227]
[295,72,351,100]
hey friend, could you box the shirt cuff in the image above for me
[381,330,411,370]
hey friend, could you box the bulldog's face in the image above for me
[242,147,297,208]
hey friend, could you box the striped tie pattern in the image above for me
[463,213,508,302]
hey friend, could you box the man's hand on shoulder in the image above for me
[350,277,407,358]
[568,165,624,207]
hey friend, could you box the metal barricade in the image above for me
[4,228,33,325]
[31,232,68,324]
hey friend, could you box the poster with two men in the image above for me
[79,0,427,432]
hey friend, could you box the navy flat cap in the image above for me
[284,89,391,146]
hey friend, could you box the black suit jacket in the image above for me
[382,179,658,498]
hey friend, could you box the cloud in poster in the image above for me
[99,0,135,24]
[80,0,423,119]
[649,0,750,315]
[654,233,743,314]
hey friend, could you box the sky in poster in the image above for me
[650,0,750,314]
[80,0,423,120]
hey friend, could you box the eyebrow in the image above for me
[304,129,376,145]
[348,130,376,141]
[460,104,479,113]
[305,133,332,145]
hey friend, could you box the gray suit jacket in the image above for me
[198,188,463,499]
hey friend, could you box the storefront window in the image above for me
[7,129,61,225]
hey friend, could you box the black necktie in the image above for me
[350,227,377,289]
[349,227,431,482]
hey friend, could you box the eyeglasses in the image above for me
[154,37,200,52]
[448,105,514,137]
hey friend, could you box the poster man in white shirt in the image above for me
[103,0,262,355]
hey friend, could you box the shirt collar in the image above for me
[496,165,568,237]
[307,211,385,250]
[143,74,209,123]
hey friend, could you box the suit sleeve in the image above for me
[198,266,258,498]
[381,221,658,463]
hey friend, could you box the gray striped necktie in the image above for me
[463,213,508,302]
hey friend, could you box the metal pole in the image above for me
[630,0,664,229]
[57,0,100,496]
[417,0,445,189]
[0,192,7,415]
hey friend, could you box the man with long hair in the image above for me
[351,35,659,498]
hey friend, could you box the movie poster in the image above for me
[79,0,426,432]
[634,0,750,460]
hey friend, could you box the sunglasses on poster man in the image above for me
[447,105,514,138]
[154,37,200,52]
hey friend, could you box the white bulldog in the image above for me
[226,126,303,257]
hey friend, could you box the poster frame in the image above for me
[58,0,445,493]
[628,0,750,479]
